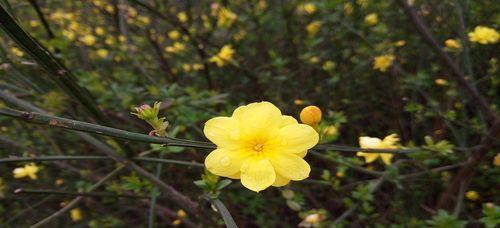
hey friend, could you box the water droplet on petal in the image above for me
[220,156,230,166]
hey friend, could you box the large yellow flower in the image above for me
[13,163,39,180]
[356,134,399,165]
[204,102,319,192]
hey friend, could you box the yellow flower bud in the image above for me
[300,105,322,126]
[465,190,479,201]
[70,208,83,221]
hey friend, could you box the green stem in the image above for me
[0,5,112,126]
[0,156,204,168]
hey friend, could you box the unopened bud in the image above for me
[300,105,322,126]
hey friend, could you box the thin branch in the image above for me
[15,188,157,199]
[0,155,204,168]
[202,195,239,228]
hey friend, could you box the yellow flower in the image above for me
[322,125,338,136]
[209,45,235,67]
[299,213,325,227]
[356,134,399,165]
[364,13,378,26]
[97,49,109,58]
[294,99,304,105]
[465,190,479,201]
[172,219,182,226]
[55,179,64,185]
[70,208,83,221]
[468,26,499,44]
[395,40,406,47]
[177,12,188,23]
[297,3,316,15]
[165,42,186,53]
[217,8,238,28]
[10,47,24,57]
[494,153,500,166]
[445,39,461,49]
[177,209,187,219]
[373,54,395,72]
[105,5,115,13]
[344,3,353,15]
[204,102,319,192]
[138,16,150,25]
[95,27,105,36]
[300,105,322,127]
[322,61,335,71]
[13,163,39,180]
[192,63,204,71]
[309,56,320,64]
[435,78,449,86]
[105,37,115,45]
[29,20,40,27]
[168,30,181,40]
[306,21,322,36]
[80,34,96,46]
[62,30,76,40]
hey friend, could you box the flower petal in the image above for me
[379,153,394,165]
[232,101,283,138]
[280,115,298,127]
[269,153,310,181]
[205,148,250,177]
[272,174,291,187]
[359,137,382,148]
[357,152,379,163]
[276,124,319,154]
[204,117,241,149]
[240,157,276,192]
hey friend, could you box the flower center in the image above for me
[252,143,264,153]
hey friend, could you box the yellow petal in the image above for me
[382,134,399,147]
[205,148,250,177]
[296,150,307,158]
[13,168,26,178]
[280,115,298,127]
[232,101,283,138]
[204,117,241,149]
[359,136,382,148]
[240,157,276,192]
[357,152,379,163]
[269,153,310,181]
[379,153,394,165]
[272,174,291,187]
[275,124,319,154]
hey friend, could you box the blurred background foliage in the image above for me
[0,0,499,227]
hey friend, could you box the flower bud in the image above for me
[300,105,322,126]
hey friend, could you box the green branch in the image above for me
[0,5,112,126]
[0,156,204,168]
